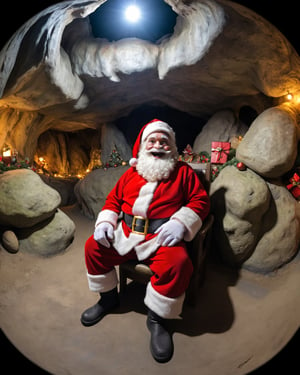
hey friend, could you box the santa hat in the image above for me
[129,119,176,167]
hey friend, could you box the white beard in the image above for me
[136,144,178,182]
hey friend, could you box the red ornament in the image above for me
[237,162,246,171]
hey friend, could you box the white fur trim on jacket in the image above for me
[171,206,202,241]
[144,282,185,319]
[112,220,160,261]
[132,181,158,218]
[113,221,146,256]
[86,269,118,293]
[95,209,119,228]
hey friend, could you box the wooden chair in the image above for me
[119,162,214,306]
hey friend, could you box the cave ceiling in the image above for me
[0,0,300,156]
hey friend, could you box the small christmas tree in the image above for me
[105,145,127,168]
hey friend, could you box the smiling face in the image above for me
[136,131,178,182]
[144,131,171,159]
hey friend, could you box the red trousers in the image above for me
[85,235,193,298]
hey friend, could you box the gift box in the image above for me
[211,142,230,164]
[287,173,300,199]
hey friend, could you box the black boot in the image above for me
[81,287,119,327]
[146,309,174,363]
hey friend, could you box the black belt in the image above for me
[123,213,169,235]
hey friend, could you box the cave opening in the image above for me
[35,128,101,178]
[34,103,209,178]
[89,0,178,42]
[34,102,257,179]
[115,103,207,151]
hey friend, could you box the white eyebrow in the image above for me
[148,134,169,140]
[160,134,169,140]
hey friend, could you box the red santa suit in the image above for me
[85,121,210,319]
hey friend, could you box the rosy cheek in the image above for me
[145,143,152,150]
[164,145,170,151]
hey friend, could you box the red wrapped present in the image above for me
[287,173,300,199]
[211,142,230,164]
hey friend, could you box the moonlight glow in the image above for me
[125,5,141,23]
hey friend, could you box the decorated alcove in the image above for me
[0,1,300,373]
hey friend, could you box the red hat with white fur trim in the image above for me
[129,119,176,167]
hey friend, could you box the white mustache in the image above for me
[147,148,171,154]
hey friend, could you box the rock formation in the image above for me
[208,105,299,272]
[0,169,61,228]
[236,105,298,178]
[1,0,300,163]
[0,169,75,256]
[74,165,130,219]
[0,1,299,268]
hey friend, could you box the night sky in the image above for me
[1,0,299,373]
[0,1,299,52]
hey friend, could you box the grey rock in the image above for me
[18,209,75,256]
[193,109,248,153]
[74,166,130,219]
[39,174,78,207]
[0,169,61,228]
[236,106,298,178]
[1,230,19,253]
[210,166,270,265]
[100,123,132,165]
[244,182,300,273]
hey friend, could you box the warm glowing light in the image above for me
[287,93,293,101]
[2,145,12,165]
[3,148,11,157]
[124,5,141,23]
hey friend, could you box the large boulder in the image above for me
[243,182,300,273]
[210,165,300,272]
[0,169,61,228]
[193,109,248,153]
[210,166,270,265]
[74,166,130,219]
[17,208,75,256]
[236,106,298,178]
[100,123,132,166]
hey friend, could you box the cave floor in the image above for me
[1,204,299,375]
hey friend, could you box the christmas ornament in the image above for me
[236,162,246,171]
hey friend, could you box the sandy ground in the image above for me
[1,204,300,375]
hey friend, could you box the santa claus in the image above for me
[81,119,210,363]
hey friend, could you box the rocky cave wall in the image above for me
[0,0,299,272]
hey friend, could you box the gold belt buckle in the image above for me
[132,216,149,235]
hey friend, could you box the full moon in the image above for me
[124,5,141,23]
